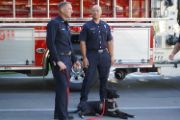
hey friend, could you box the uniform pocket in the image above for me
[89,29,96,36]
[100,51,111,67]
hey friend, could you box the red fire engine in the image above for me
[0,0,180,88]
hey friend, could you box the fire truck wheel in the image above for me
[115,69,127,81]
[69,66,84,90]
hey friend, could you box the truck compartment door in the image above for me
[112,27,151,64]
[0,28,34,66]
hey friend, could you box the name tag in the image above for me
[90,27,96,31]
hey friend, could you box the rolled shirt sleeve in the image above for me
[107,25,113,41]
[79,24,88,42]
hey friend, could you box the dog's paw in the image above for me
[121,116,128,119]
[127,114,135,118]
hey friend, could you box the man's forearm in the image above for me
[80,41,87,58]
[107,40,114,57]
[172,42,180,55]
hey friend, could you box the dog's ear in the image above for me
[106,87,120,99]
[115,94,120,98]
[106,87,117,93]
[114,89,120,98]
[112,92,119,98]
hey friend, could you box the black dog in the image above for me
[77,88,135,119]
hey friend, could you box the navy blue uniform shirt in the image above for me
[46,16,77,63]
[79,20,113,51]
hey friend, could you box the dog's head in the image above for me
[106,87,119,99]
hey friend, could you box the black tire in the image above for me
[114,69,127,81]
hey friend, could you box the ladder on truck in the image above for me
[0,0,173,22]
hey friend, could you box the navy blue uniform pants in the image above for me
[80,50,111,102]
[50,56,72,119]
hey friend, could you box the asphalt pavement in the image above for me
[0,67,180,120]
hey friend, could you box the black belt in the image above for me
[59,51,72,56]
[88,48,107,53]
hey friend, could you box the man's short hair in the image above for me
[58,1,71,9]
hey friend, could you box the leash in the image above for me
[86,99,106,120]
[63,68,106,120]
[63,69,71,106]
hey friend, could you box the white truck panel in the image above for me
[0,28,34,66]
[112,27,151,63]
[14,30,33,41]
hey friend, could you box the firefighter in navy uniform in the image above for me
[46,2,80,120]
[78,5,114,106]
